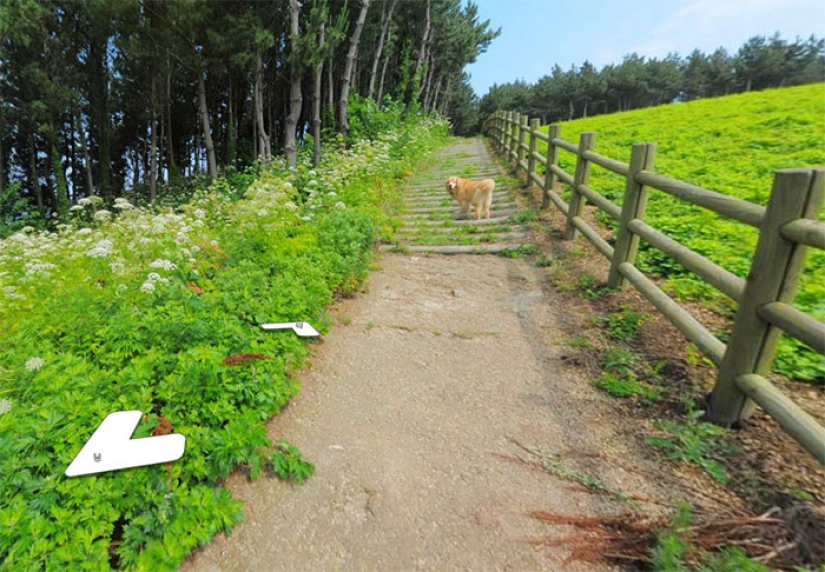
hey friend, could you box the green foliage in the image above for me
[0,112,446,568]
[539,84,825,381]
[594,349,661,400]
[652,504,771,571]
[646,411,738,484]
[603,306,647,341]
[509,209,538,224]
[575,274,611,299]
[269,440,314,482]
[498,244,539,258]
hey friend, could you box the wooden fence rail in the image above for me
[483,110,825,465]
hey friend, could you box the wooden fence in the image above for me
[484,110,825,465]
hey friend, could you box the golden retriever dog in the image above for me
[445,176,495,220]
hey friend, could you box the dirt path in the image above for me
[183,139,661,571]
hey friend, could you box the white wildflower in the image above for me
[327,191,338,198]
[284,202,298,212]
[149,259,177,271]
[140,280,156,293]
[335,201,346,209]
[0,399,11,415]
[78,197,93,206]
[77,228,93,235]
[301,215,312,222]
[113,198,134,210]
[25,357,45,371]
[70,205,84,212]
[147,272,162,281]
[4,286,25,300]
[93,209,111,222]
[87,239,114,258]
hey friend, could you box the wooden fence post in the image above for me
[709,169,825,426]
[509,113,520,163]
[607,142,657,288]
[564,132,596,240]
[543,124,561,209]
[517,115,528,171]
[527,118,539,186]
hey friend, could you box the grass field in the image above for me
[536,83,825,381]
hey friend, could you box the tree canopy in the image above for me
[0,0,499,230]
[479,33,825,125]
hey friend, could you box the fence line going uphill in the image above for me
[484,110,825,466]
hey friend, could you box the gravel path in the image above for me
[182,139,657,571]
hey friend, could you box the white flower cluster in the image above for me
[25,357,45,371]
[87,239,114,258]
[140,271,170,294]
[113,198,134,210]
[0,398,11,415]
[149,259,177,271]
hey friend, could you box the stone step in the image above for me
[396,224,528,236]
[404,202,516,214]
[405,232,532,245]
[401,208,519,220]
[406,215,513,227]
[379,243,532,255]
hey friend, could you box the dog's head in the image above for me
[446,176,459,197]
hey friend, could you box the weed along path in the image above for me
[183,140,660,571]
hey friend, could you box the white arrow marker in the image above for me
[65,410,185,477]
[260,321,319,337]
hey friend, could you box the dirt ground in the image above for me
[181,136,824,571]
[182,252,672,571]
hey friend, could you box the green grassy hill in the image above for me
[539,83,825,381]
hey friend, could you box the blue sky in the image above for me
[466,0,825,96]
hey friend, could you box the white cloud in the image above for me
[630,0,825,58]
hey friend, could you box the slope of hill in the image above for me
[539,83,825,381]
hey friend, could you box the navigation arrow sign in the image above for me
[65,410,186,477]
[260,321,319,337]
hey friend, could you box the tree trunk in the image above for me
[412,0,431,105]
[367,0,396,100]
[421,53,435,106]
[197,63,217,182]
[377,27,393,102]
[439,75,451,117]
[29,135,44,215]
[255,50,271,163]
[285,0,303,168]
[313,22,326,167]
[430,74,442,113]
[327,53,335,125]
[0,105,5,196]
[149,77,158,201]
[165,60,177,181]
[339,0,370,137]
[132,147,140,189]
[50,139,68,217]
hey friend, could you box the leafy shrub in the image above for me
[0,111,449,568]
[540,84,825,382]
[647,411,738,484]
[604,306,647,341]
